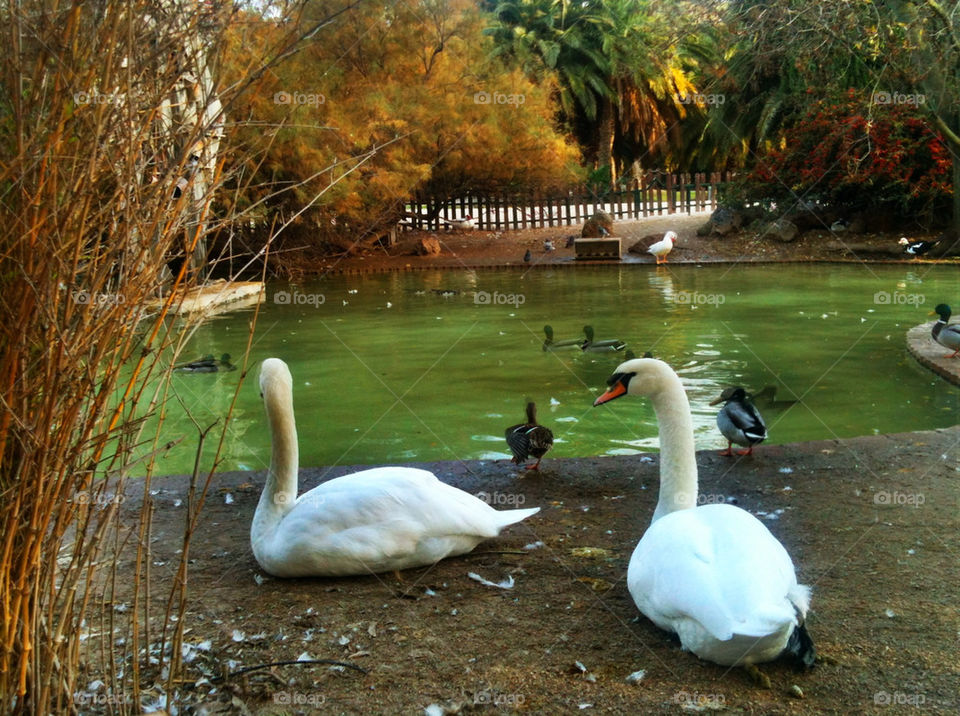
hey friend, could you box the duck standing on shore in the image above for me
[899,237,940,257]
[647,231,677,265]
[710,386,767,456]
[505,401,554,471]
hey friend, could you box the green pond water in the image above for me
[143,264,958,477]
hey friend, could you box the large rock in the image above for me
[581,210,614,238]
[413,236,442,256]
[765,219,799,243]
[709,206,741,236]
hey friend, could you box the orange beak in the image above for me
[593,381,627,406]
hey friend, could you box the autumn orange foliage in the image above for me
[221,0,581,254]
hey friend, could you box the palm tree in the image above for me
[486,0,702,184]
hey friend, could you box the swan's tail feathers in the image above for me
[787,583,812,617]
[784,621,816,670]
[494,506,540,530]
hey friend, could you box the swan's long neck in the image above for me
[648,373,698,523]
[251,379,299,541]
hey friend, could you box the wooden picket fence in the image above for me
[402,171,732,232]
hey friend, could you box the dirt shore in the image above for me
[104,426,958,715]
[309,213,947,275]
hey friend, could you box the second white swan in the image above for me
[593,358,815,678]
[251,358,540,577]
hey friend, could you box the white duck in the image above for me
[593,358,815,683]
[251,358,539,577]
[441,215,476,230]
[647,230,677,264]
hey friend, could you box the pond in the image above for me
[142,264,958,477]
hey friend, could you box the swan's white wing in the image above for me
[628,504,799,641]
[264,467,538,575]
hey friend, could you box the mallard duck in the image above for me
[542,325,586,351]
[750,386,798,410]
[930,304,960,357]
[647,231,677,264]
[505,401,554,471]
[593,358,815,680]
[175,353,235,373]
[710,387,767,456]
[251,359,539,577]
[899,237,940,257]
[581,325,626,352]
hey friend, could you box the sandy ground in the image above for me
[308,213,947,275]
[99,425,959,715]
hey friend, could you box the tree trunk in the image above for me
[596,96,616,187]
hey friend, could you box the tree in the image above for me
[221,0,581,257]
[714,0,960,239]
[486,0,701,185]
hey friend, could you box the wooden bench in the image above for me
[575,237,622,260]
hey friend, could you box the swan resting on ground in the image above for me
[593,358,815,680]
[251,358,540,577]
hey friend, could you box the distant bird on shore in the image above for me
[542,325,586,351]
[523,249,532,263]
[899,237,940,257]
[581,325,626,353]
[175,353,235,373]
[710,387,767,456]
[647,231,677,265]
[930,304,960,357]
[598,225,610,237]
[544,239,555,252]
[565,235,577,248]
[505,401,554,471]
[441,215,476,230]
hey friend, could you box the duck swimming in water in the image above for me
[175,353,236,373]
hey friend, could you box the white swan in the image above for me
[251,358,540,577]
[593,358,815,679]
